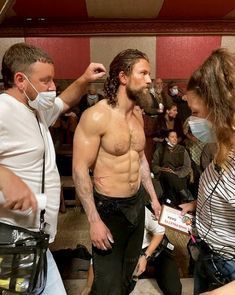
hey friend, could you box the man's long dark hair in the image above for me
[103,49,149,107]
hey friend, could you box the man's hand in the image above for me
[82,63,106,82]
[90,219,114,250]
[0,168,37,211]
[151,198,162,219]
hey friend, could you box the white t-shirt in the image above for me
[142,207,165,249]
[0,93,64,242]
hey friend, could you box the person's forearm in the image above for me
[0,166,9,190]
[144,234,164,257]
[141,154,159,201]
[73,169,101,224]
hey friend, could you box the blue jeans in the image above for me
[194,243,235,295]
[41,249,67,295]
[91,187,145,295]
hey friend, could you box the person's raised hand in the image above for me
[83,63,106,82]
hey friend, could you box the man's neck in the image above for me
[116,88,135,116]
[5,88,33,110]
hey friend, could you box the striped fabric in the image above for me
[196,152,235,259]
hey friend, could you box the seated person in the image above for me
[167,81,191,123]
[154,103,184,143]
[154,78,173,113]
[82,207,182,295]
[77,83,104,121]
[183,116,205,197]
[152,130,193,206]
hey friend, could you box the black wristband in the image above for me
[141,252,151,261]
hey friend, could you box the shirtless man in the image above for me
[73,49,161,294]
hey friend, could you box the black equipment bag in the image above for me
[0,221,49,295]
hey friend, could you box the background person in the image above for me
[152,129,192,206]
[167,81,191,123]
[73,49,161,295]
[180,48,235,295]
[154,103,185,144]
[0,42,106,295]
[77,83,104,121]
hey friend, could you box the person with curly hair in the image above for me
[180,48,235,295]
[73,49,161,294]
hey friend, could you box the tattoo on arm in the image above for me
[140,155,158,200]
[73,170,101,223]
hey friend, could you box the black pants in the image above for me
[194,241,235,294]
[91,187,145,295]
[152,250,182,295]
[160,172,191,206]
[129,250,182,295]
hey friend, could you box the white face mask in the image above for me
[188,116,216,143]
[23,75,56,110]
[165,138,176,148]
[170,88,179,96]
[87,94,98,100]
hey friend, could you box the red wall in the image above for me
[25,36,222,80]
[26,37,90,79]
[156,36,221,79]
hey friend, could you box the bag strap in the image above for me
[40,152,46,231]
[36,115,46,231]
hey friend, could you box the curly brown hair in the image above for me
[103,49,149,107]
[187,48,235,164]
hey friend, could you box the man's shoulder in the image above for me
[79,99,111,129]
[0,93,16,112]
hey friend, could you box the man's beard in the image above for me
[126,85,149,106]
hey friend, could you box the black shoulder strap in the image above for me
[36,115,46,230]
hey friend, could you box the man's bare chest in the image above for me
[101,118,145,156]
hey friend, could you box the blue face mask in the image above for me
[188,116,216,143]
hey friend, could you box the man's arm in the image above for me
[60,63,106,113]
[73,107,113,250]
[140,152,161,217]
[0,166,37,211]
